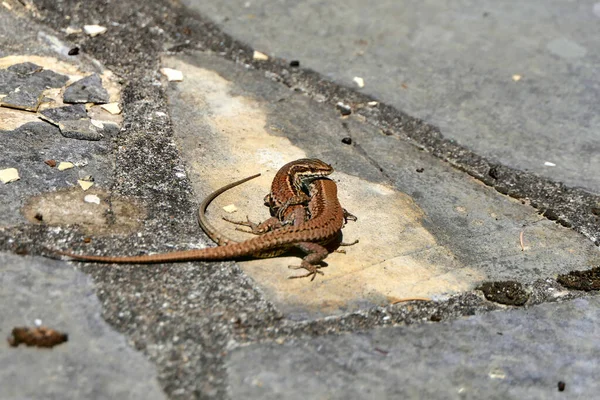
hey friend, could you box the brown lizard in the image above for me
[53,169,349,280]
[198,158,334,246]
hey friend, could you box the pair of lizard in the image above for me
[54,159,356,280]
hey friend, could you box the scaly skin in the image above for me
[220,158,335,236]
[54,174,348,279]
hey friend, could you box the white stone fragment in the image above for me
[34,319,42,326]
[367,101,379,107]
[223,204,237,213]
[83,25,107,37]
[160,68,183,81]
[78,180,94,191]
[65,26,82,34]
[544,161,556,167]
[90,119,104,129]
[253,51,269,61]
[84,194,101,204]
[353,76,365,88]
[57,162,75,171]
[0,168,19,183]
[101,102,122,115]
[2,1,12,10]
[512,74,522,82]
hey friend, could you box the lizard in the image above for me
[199,158,358,255]
[198,158,335,247]
[51,168,349,280]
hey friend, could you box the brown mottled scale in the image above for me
[198,158,333,247]
[56,176,346,277]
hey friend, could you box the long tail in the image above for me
[197,173,261,245]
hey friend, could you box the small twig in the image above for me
[519,230,525,251]
[391,297,431,304]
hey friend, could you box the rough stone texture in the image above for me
[165,51,600,318]
[0,122,112,227]
[557,267,600,291]
[0,85,44,111]
[59,118,104,140]
[7,61,43,75]
[477,281,529,306]
[63,73,110,104]
[1,1,597,399]
[0,252,166,400]
[39,104,88,125]
[227,297,600,399]
[184,0,600,193]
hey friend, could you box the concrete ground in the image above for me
[1,1,599,399]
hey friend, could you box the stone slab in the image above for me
[227,297,600,399]
[63,73,110,104]
[164,51,600,319]
[183,0,600,193]
[0,252,167,400]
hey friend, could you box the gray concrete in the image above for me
[227,296,600,399]
[184,0,600,193]
[0,1,599,399]
[0,252,166,400]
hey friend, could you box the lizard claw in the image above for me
[288,263,327,281]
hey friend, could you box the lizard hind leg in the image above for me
[288,241,330,281]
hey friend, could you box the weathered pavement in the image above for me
[1,1,599,399]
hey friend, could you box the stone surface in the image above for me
[0,122,111,227]
[39,104,88,125]
[59,118,104,140]
[7,61,43,75]
[1,85,44,111]
[63,73,110,104]
[0,252,166,400]
[165,51,600,319]
[184,0,600,193]
[227,297,600,399]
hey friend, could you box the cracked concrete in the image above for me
[1,0,600,399]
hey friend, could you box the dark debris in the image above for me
[7,326,68,348]
[557,267,600,291]
[477,281,529,306]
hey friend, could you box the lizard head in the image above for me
[286,158,334,193]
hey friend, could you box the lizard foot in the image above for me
[288,262,327,281]
[222,215,260,234]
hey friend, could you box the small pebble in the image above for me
[336,102,352,116]
[160,68,183,82]
[223,204,237,213]
[253,51,269,61]
[100,102,121,115]
[84,194,101,204]
[341,137,352,145]
[0,168,20,184]
[558,381,565,392]
[78,180,94,191]
[353,77,365,88]
[289,60,300,67]
[57,162,74,171]
[83,25,107,37]
[68,47,80,56]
